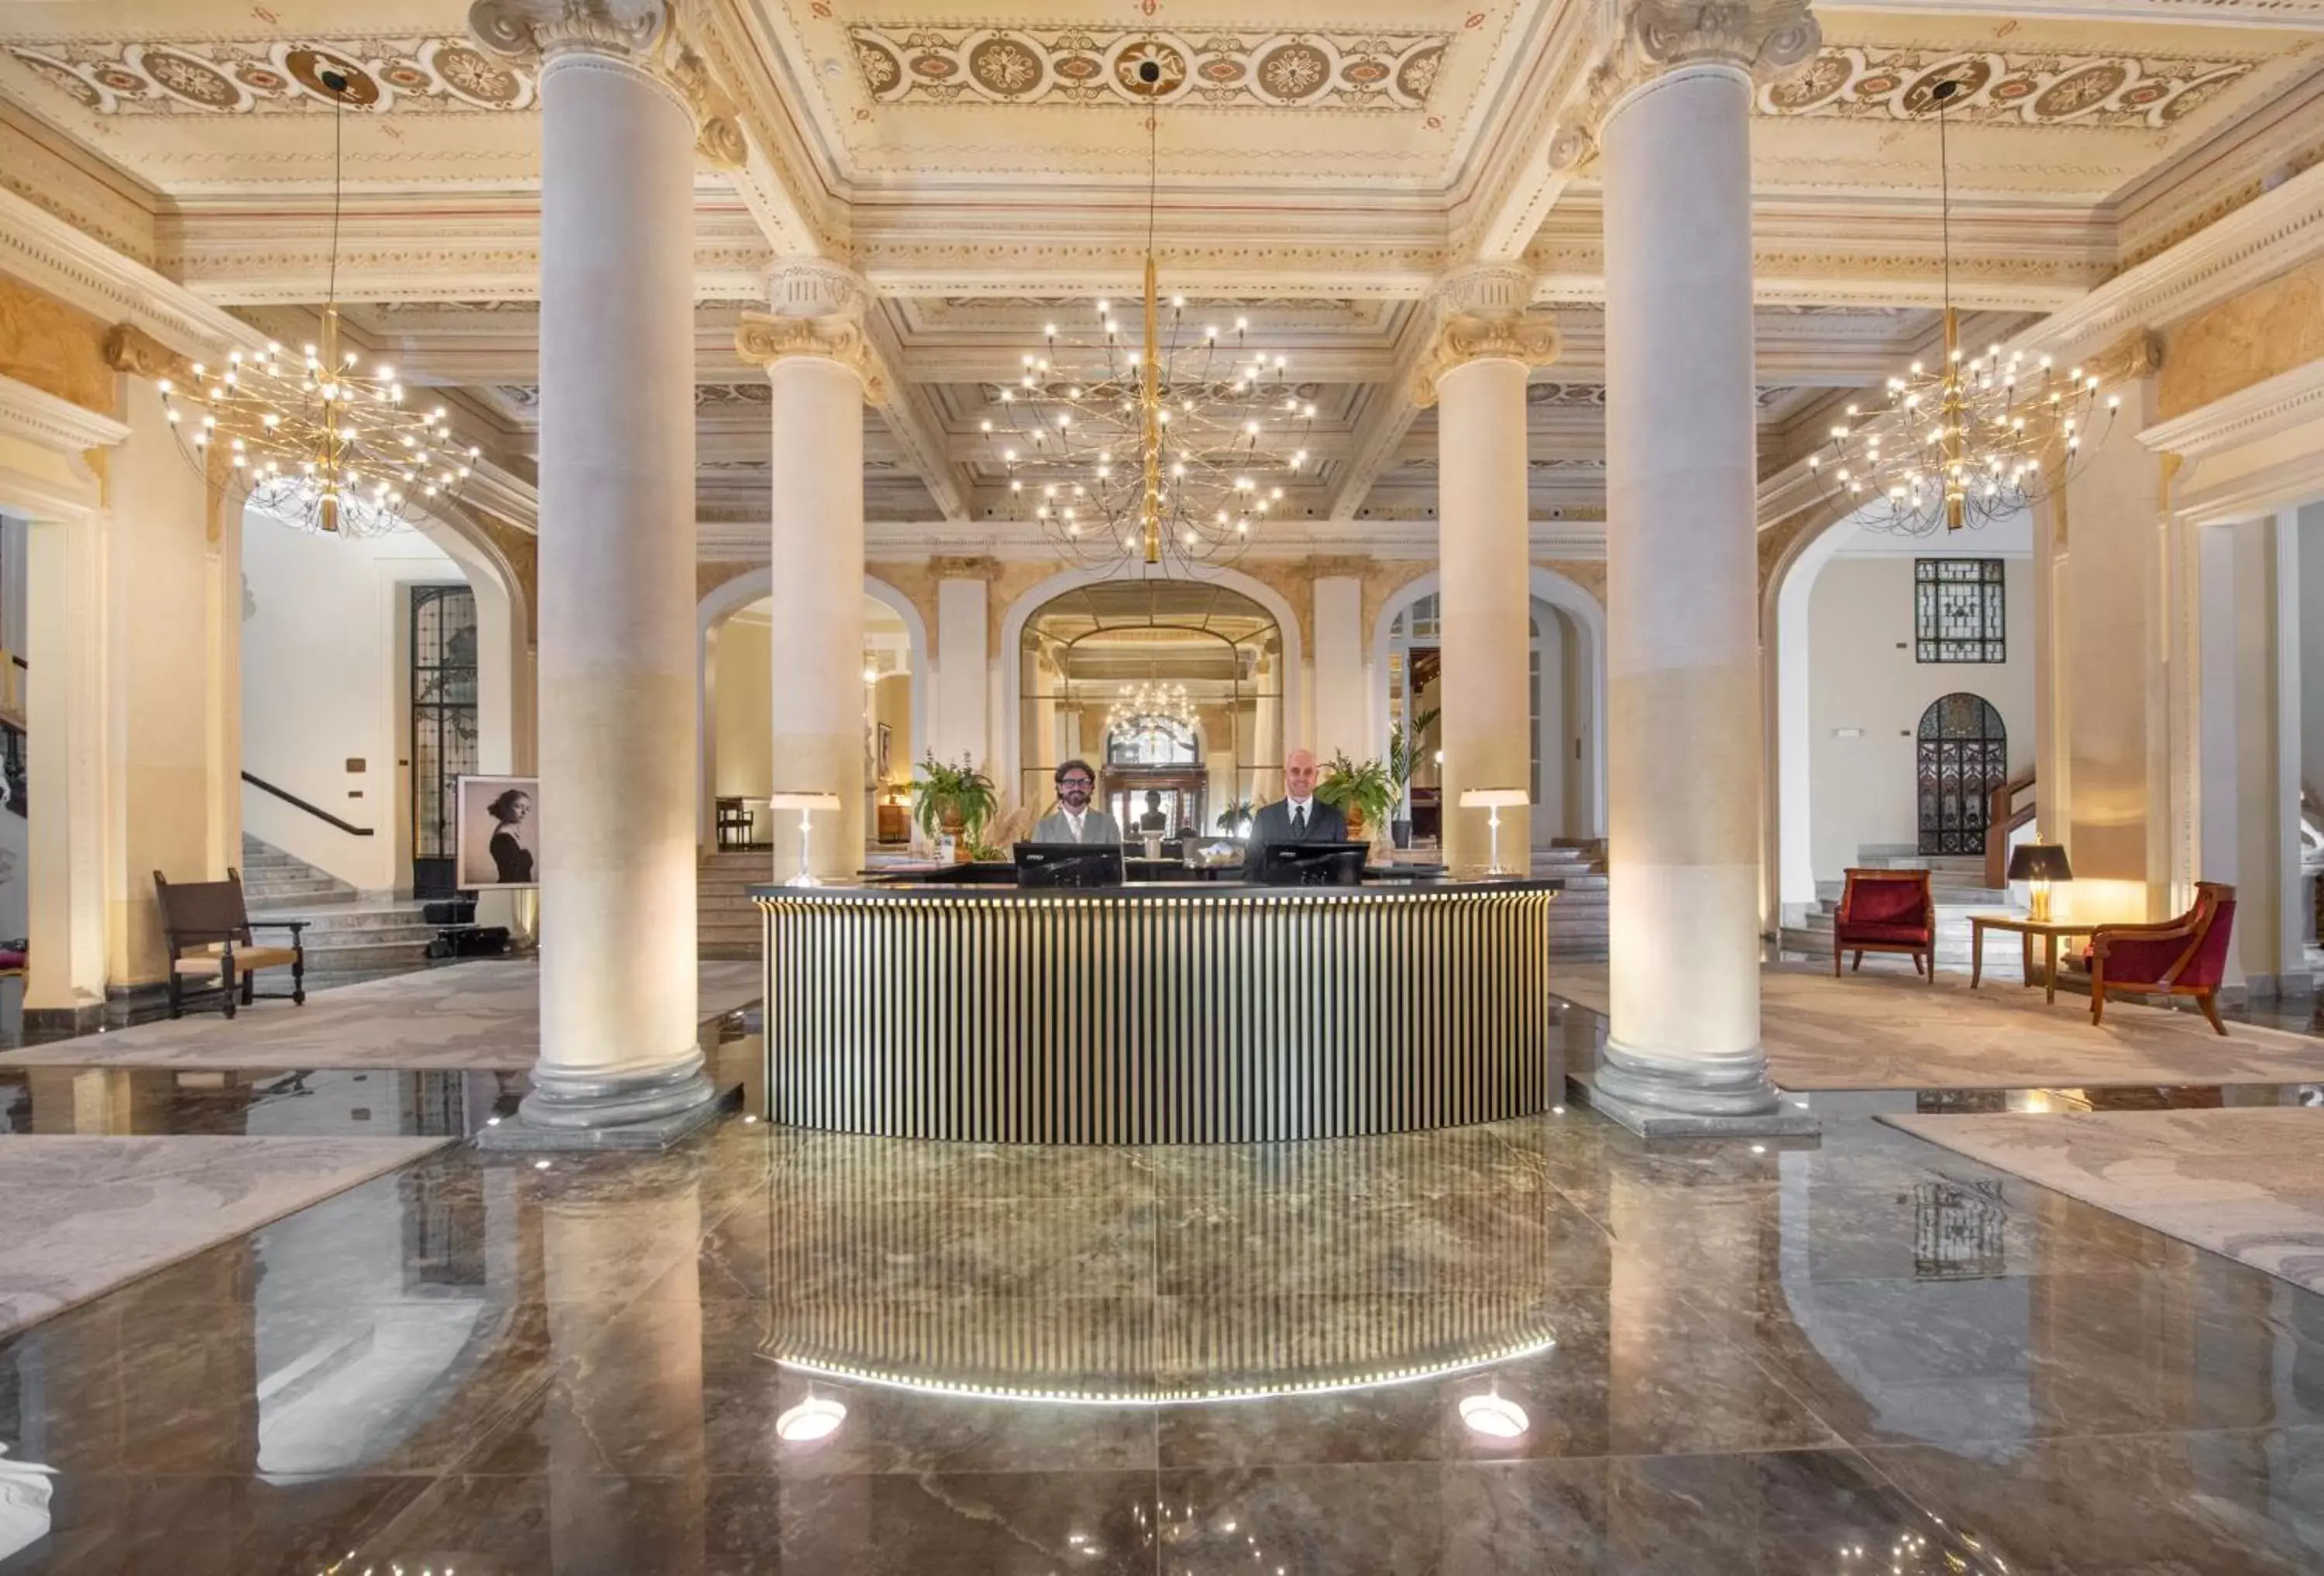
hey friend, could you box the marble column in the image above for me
[1589,0,1819,1134]
[473,1,716,1140]
[737,263,877,879]
[1309,556,1370,766]
[931,556,995,776]
[1416,266,1559,874]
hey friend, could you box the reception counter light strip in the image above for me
[757,883,1561,1144]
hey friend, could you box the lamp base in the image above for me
[2028,882,2052,923]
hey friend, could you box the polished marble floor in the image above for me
[2,1014,2322,1574]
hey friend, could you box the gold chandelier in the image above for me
[157,59,477,538]
[1810,77,2116,535]
[984,61,1313,571]
[1107,679,1196,737]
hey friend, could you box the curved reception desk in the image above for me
[751,879,1563,1144]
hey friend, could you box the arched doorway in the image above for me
[1018,580,1281,834]
[696,577,927,848]
[1917,693,2006,856]
[1375,579,1603,848]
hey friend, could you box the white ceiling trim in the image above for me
[2028,160,2324,360]
[0,185,256,360]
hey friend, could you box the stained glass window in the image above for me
[1913,558,2005,663]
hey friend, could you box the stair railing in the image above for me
[1982,770,2037,891]
[242,771,373,837]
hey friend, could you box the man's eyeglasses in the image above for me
[1059,777,1094,790]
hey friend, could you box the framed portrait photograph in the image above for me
[454,774,540,890]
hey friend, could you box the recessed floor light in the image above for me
[1459,1391,1530,1440]
[775,1395,847,1443]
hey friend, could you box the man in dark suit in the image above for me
[1243,748,1348,878]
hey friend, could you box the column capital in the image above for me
[930,553,1003,582]
[468,2,746,168]
[1305,553,1372,580]
[469,0,671,60]
[736,260,884,397]
[1412,267,1560,408]
[1548,0,1820,173]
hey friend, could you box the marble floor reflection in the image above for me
[2,1033,2323,1571]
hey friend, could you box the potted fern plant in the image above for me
[910,752,998,862]
[1315,750,1394,847]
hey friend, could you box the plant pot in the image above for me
[1391,818,1412,850]
[1345,807,1366,840]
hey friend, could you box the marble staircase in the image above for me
[1535,842,1609,960]
[700,848,769,960]
[239,835,442,990]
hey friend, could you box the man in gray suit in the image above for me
[1030,758,1123,844]
[1243,747,1349,877]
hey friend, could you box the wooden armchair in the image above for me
[2083,880,2236,1034]
[1834,867,1937,978]
[153,869,308,1020]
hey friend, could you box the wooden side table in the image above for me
[1967,914,2100,1005]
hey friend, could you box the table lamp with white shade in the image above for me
[1457,787,1530,878]
[767,791,843,886]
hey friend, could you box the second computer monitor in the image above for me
[1259,840,1368,888]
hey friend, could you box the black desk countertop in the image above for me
[752,876,1561,903]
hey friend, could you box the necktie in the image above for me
[1293,805,1307,837]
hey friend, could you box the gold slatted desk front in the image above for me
[751,880,1564,1145]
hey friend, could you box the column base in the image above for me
[1569,1067,1820,1139]
[23,1000,106,1038]
[478,1050,734,1153]
[1573,1037,1820,1139]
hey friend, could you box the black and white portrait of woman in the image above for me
[455,774,541,890]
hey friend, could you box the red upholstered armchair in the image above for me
[1834,868,1936,978]
[2084,881,2236,1034]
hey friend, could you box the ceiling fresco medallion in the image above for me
[5,36,534,115]
[848,26,1449,110]
[1757,44,2257,129]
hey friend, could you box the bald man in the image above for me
[1242,747,1349,879]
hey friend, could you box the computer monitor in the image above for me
[1013,841,1126,889]
[1259,840,1369,888]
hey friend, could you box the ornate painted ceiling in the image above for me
[0,0,2319,547]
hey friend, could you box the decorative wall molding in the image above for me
[6,36,535,115]
[847,25,1449,111]
[1757,44,2260,130]
[2139,355,2324,459]
[0,370,131,456]
[2022,161,2324,361]
[0,187,257,362]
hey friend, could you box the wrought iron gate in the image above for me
[1916,692,2006,856]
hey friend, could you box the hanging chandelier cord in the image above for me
[1936,80,1952,326]
[327,71,343,313]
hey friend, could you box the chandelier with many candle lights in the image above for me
[982,60,1314,571]
[1809,78,2116,535]
[156,60,478,538]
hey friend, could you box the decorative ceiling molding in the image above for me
[6,37,533,115]
[1830,0,2324,28]
[847,26,1449,112]
[1758,44,2260,129]
[0,186,256,362]
[2030,161,2324,361]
